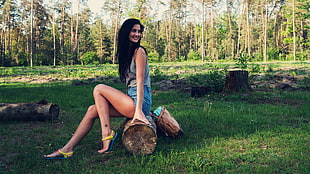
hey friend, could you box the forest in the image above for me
[0,0,309,67]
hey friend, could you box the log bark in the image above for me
[0,100,59,121]
[122,116,157,155]
[223,70,252,92]
[191,86,211,97]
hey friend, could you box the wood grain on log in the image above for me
[122,116,157,155]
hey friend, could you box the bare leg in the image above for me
[44,105,99,158]
[93,84,135,153]
[45,84,136,157]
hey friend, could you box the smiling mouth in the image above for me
[132,37,140,41]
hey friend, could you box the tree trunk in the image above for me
[112,1,121,64]
[73,0,80,64]
[246,0,251,57]
[0,100,59,121]
[263,0,268,63]
[223,70,252,92]
[201,0,205,62]
[168,9,172,62]
[70,3,74,65]
[122,116,157,155]
[210,2,215,61]
[52,11,56,67]
[60,4,65,65]
[1,18,5,66]
[99,20,103,64]
[292,0,296,61]
[227,0,234,59]
[236,3,243,56]
[30,0,34,67]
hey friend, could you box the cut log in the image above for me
[0,99,59,121]
[223,70,252,92]
[191,86,211,97]
[122,116,157,155]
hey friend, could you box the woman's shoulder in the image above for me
[134,46,148,63]
[135,46,147,56]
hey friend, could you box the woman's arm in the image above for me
[132,47,150,124]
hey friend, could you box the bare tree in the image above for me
[30,0,33,67]
[263,0,268,62]
[201,0,205,62]
[292,0,296,61]
[112,1,121,64]
[103,0,123,64]
[227,0,235,59]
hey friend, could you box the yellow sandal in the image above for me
[99,130,118,153]
[44,149,73,159]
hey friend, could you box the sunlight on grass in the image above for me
[0,62,309,173]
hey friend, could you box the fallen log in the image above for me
[122,116,157,155]
[0,99,59,121]
[191,86,211,97]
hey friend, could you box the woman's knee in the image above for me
[85,105,98,119]
[93,84,107,96]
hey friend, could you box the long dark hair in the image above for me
[117,18,145,81]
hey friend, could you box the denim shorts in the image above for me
[127,86,152,116]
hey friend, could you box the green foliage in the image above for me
[265,64,276,72]
[267,48,280,60]
[234,54,249,70]
[0,0,309,67]
[148,51,159,63]
[188,70,225,92]
[187,49,201,61]
[250,64,261,74]
[152,65,163,76]
[1,67,14,75]
[297,75,310,88]
[296,51,310,61]
[80,52,100,65]
[283,37,294,44]
[150,65,167,82]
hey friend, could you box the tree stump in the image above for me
[0,99,59,121]
[223,70,252,92]
[122,116,157,155]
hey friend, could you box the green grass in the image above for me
[0,62,309,173]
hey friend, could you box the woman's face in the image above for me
[129,24,142,43]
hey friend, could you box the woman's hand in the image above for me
[131,109,150,125]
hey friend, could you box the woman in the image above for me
[44,18,152,159]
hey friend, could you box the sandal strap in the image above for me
[101,130,115,141]
[58,149,73,158]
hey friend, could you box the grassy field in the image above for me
[0,61,309,173]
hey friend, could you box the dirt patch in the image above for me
[256,97,302,106]
[1,66,309,93]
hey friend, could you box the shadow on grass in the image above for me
[0,81,309,173]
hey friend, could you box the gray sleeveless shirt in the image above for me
[126,55,151,88]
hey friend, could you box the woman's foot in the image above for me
[44,149,73,159]
[98,130,118,153]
